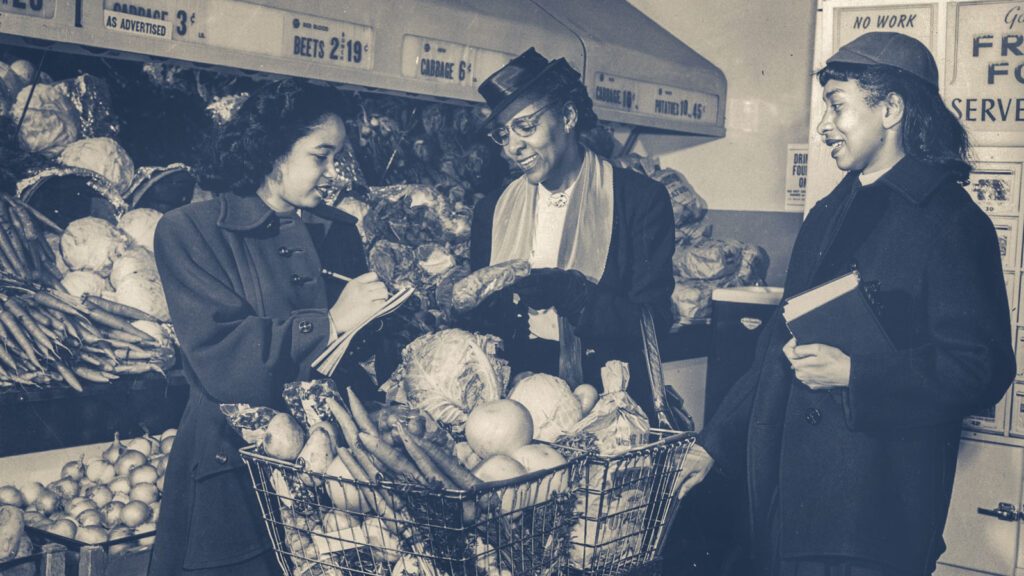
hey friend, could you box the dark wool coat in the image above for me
[702,157,1015,575]
[149,193,372,575]
[468,166,675,417]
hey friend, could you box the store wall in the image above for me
[625,0,817,285]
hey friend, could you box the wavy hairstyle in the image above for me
[817,63,971,183]
[516,66,599,135]
[200,79,354,195]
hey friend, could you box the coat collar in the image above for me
[216,192,357,232]
[866,156,952,205]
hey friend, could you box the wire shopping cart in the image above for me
[240,445,584,576]
[560,430,695,575]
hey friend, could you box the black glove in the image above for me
[513,268,594,326]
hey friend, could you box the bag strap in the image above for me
[640,306,694,431]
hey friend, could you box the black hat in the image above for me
[827,32,938,86]
[478,47,580,126]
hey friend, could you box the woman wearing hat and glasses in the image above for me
[676,33,1014,575]
[467,48,675,419]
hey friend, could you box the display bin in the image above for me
[0,541,68,576]
[240,445,584,576]
[26,527,155,576]
[559,429,695,576]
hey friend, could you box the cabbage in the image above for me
[110,277,170,322]
[508,374,583,442]
[118,208,162,252]
[382,329,509,430]
[109,247,159,290]
[60,217,128,275]
[12,83,79,156]
[61,270,110,298]
[58,137,135,195]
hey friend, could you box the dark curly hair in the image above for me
[200,79,355,195]
[817,63,971,183]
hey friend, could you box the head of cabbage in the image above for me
[61,270,111,299]
[60,217,128,275]
[508,373,582,442]
[109,247,159,290]
[118,208,162,252]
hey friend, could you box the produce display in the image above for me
[229,377,581,576]
[0,430,174,553]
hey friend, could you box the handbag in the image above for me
[640,306,695,431]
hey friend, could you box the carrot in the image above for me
[0,306,41,370]
[27,306,53,329]
[102,328,152,345]
[335,448,385,513]
[408,434,480,489]
[73,366,114,383]
[7,200,39,241]
[351,444,385,482]
[0,227,27,279]
[83,294,161,324]
[113,362,164,376]
[13,201,61,234]
[397,425,455,489]
[32,291,84,317]
[0,325,19,371]
[54,362,84,392]
[326,396,361,448]
[81,306,153,340]
[346,387,380,437]
[359,432,425,483]
[3,297,55,357]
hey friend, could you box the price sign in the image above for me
[282,12,373,69]
[401,35,511,87]
[100,0,373,68]
[594,72,717,124]
[0,0,55,19]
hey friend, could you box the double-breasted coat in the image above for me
[468,166,675,418]
[149,192,372,575]
[702,157,1015,574]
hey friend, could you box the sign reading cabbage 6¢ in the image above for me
[0,0,55,19]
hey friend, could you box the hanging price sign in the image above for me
[401,35,511,87]
[0,0,55,19]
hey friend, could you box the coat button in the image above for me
[298,320,313,334]
[805,408,822,425]
[291,274,308,284]
[278,247,292,257]
[214,453,228,464]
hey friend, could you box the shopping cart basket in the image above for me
[560,429,695,575]
[240,445,584,576]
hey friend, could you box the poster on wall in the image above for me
[946,1,1024,133]
[784,144,808,212]
[966,162,1021,215]
[833,4,936,51]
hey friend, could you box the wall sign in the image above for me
[593,72,718,124]
[946,1,1024,132]
[100,0,373,69]
[0,0,55,19]
[785,144,809,212]
[400,35,511,87]
[834,4,936,51]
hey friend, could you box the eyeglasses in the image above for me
[487,103,556,146]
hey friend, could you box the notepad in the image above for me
[312,285,415,375]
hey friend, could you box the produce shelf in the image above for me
[0,370,187,457]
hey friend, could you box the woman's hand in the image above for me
[676,444,714,499]
[329,272,388,335]
[783,337,851,390]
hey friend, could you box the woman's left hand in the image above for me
[783,337,851,390]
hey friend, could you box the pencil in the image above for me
[321,269,353,282]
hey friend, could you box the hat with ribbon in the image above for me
[478,47,580,126]
[827,32,938,86]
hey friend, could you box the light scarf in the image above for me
[490,148,615,386]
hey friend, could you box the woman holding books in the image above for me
[678,33,1015,575]
[149,80,387,576]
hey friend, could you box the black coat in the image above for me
[150,193,373,575]
[468,166,675,417]
[702,157,1015,574]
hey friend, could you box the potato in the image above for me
[0,505,25,561]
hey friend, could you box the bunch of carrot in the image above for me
[0,279,174,391]
[0,195,64,286]
[328,388,480,492]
